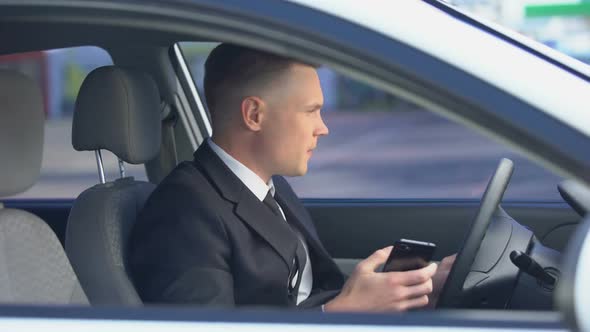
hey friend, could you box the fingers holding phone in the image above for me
[382,239,436,272]
[324,242,438,312]
[381,239,441,309]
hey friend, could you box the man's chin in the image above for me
[296,164,309,176]
[281,165,308,177]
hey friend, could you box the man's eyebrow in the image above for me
[306,103,323,110]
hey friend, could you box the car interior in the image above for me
[0,2,587,322]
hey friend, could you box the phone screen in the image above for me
[382,239,436,272]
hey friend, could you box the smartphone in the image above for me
[382,239,436,272]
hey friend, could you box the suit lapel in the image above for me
[193,142,298,270]
[274,191,330,260]
[234,190,299,270]
[275,190,345,290]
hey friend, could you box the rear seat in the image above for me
[0,69,88,305]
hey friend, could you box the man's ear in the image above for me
[241,96,264,132]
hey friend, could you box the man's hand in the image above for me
[428,254,456,307]
[324,246,437,312]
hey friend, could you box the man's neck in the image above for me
[210,135,271,183]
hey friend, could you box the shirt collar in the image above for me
[207,139,273,201]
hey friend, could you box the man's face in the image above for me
[258,64,328,177]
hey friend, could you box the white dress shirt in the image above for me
[208,139,313,304]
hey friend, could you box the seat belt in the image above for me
[160,101,178,167]
[145,101,178,184]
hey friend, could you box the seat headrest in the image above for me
[0,70,44,197]
[72,66,161,164]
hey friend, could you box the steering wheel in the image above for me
[436,158,514,308]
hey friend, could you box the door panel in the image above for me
[3,198,578,269]
[305,200,580,265]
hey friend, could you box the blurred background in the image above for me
[1,0,588,200]
[450,0,590,63]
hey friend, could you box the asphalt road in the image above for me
[14,111,562,201]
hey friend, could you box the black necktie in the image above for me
[263,191,307,296]
[263,192,282,217]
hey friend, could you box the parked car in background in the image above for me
[0,0,589,331]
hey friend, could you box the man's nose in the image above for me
[316,115,329,136]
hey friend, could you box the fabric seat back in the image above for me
[66,66,161,305]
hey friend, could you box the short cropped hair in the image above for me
[203,43,307,127]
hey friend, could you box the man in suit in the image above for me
[129,43,453,311]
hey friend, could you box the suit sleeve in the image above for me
[129,178,234,307]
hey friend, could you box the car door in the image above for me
[0,0,587,330]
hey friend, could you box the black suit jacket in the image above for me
[129,142,344,308]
